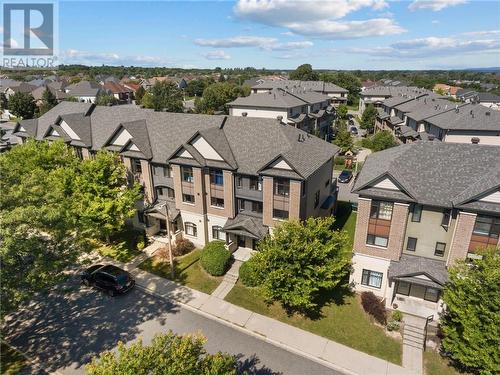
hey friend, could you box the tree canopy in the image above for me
[361,130,397,152]
[8,92,36,119]
[321,72,362,105]
[245,217,351,312]
[36,87,58,117]
[0,141,141,315]
[441,247,500,375]
[86,331,237,375]
[289,64,319,81]
[195,82,249,114]
[95,92,118,106]
[134,86,146,105]
[334,121,354,154]
[360,104,377,133]
[143,81,184,112]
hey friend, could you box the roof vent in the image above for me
[242,112,247,117]
[485,111,491,116]
[428,134,435,141]
[471,137,480,144]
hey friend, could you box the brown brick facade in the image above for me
[205,170,235,218]
[353,198,408,261]
[289,180,301,219]
[447,211,476,266]
[262,176,273,227]
[140,159,154,204]
[172,164,204,214]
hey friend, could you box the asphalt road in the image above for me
[3,282,341,375]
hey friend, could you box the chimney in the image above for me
[471,137,480,144]
[242,112,247,117]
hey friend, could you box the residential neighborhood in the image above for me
[1,1,499,375]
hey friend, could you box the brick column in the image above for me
[262,176,273,227]
[140,160,154,204]
[223,170,235,218]
[172,164,183,209]
[447,211,476,266]
[82,148,91,159]
[386,202,409,260]
[353,197,371,254]
[288,180,301,220]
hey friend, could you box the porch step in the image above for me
[223,260,243,284]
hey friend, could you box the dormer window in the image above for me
[210,169,223,186]
[182,166,193,183]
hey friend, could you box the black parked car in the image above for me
[350,126,358,135]
[81,264,135,296]
[338,169,353,183]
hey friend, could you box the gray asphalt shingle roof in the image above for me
[424,103,500,131]
[353,141,500,213]
[388,254,448,287]
[228,88,307,109]
[19,102,338,180]
[252,80,348,93]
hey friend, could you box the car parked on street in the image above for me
[338,169,353,183]
[81,264,135,296]
[350,126,358,135]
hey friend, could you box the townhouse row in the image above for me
[13,102,339,251]
[350,141,500,319]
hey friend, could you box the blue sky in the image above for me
[55,0,500,69]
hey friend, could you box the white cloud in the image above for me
[202,50,231,60]
[2,38,19,48]
[194,36,313,51]
[347,36,500,59]
[233,0,404,39]
[61,49,173,66]
[462,30,500,37]
[409,0,467,11]
[194,36,277,48]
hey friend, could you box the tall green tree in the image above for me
[8,92,36,119]
[440,247,500,375]
[134,86,146,104]
[0,141,140,315]
[333,127,354,154]
[143,81,184,112]
[247,217,351,312]
[360,104,377,133]
[289,64,319,81]
[195,82,249,114]
[361,130,397,152]
[0,93,9,110]
[95,92,118,106]
[336,104,349,120]
[321,72,362,105]
[86,331,237,375]
[36,87,58,116]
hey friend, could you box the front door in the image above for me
[237,235,246,248]
[159,219,167,231]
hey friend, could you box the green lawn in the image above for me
[97,230,143,262]
[138,249,222,294]
[424,351,466,375]
[225,283,402,364]
[1,342,26,375]
[333,201,357,245]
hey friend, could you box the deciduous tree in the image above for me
[321,72,361,105]
[8,92,36,119]
[195,82,249,114]
[440,247,500,375]
[86,331,236,375]
[248,217,351,312]
[289,64,319,81]
[143,81,184,112]
[360,104,377,133]
[361,130,397,152]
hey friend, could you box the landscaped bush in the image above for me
[172,238,195,256]
[392,310,402,322]
[361,291,387,325]
[386,320,400,332]
[200,241,231,276]
[334,156,346,166]
[239,258,261,287]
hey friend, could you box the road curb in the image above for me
[135,283,357,375]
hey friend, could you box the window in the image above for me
[367,234,388,248]
[441,210,451,228]
[237,199,245,212]
[156,187,164,197]
[182,194,195,204]
[185,222,197,237]
[132,159,142,174]
[75,147,83,160]
[396,281,411,295]
[473,215,500,238]
[273,209,289,220]
[182,166,193,183]
[370,201,393,220]
[249,176,262,191]
[137,211,145,224]
[412,204,422,222]
[361,269,383,289]
[236,175,242,189]
[424,287,440,302]
[166,187,175,199]
[212,226,225,241]
[274,178,289,196]
[163,166,171,177]
[251,201,263,214]
[314,190,320,208]
[434,242,446,257]
[211,197,224,208]
[210,169,224,186]
[406,237,417,252]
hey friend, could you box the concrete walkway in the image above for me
[100,253,421,375]
[211,260,242,299]
[402,315,426,374]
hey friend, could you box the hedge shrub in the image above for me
[361,291,387,325]
[200,241,231,276]
[173,238,195,256]
[239,258,261,287]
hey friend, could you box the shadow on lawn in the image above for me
[1,277,182,372]
[332,201,353,232]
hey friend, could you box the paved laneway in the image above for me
[2,281,340,375]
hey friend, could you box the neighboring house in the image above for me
[3,82,37,99]
[251,80,348,106]
[456,90,500,109]
[480,83,498,91]
[0,121,20,152]
[64,81,102,103]
[351,141,500,320]
[227,88,334,138]
[140,77,188,90]
[13,102,340,250]
[359,86,433,113]
[102,81,134,102]
[433,83,462,98]
[31,85,69,105]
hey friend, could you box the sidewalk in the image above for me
[106,255,421,375]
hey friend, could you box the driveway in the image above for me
[2,280,340,375]
[335,170,358,204]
